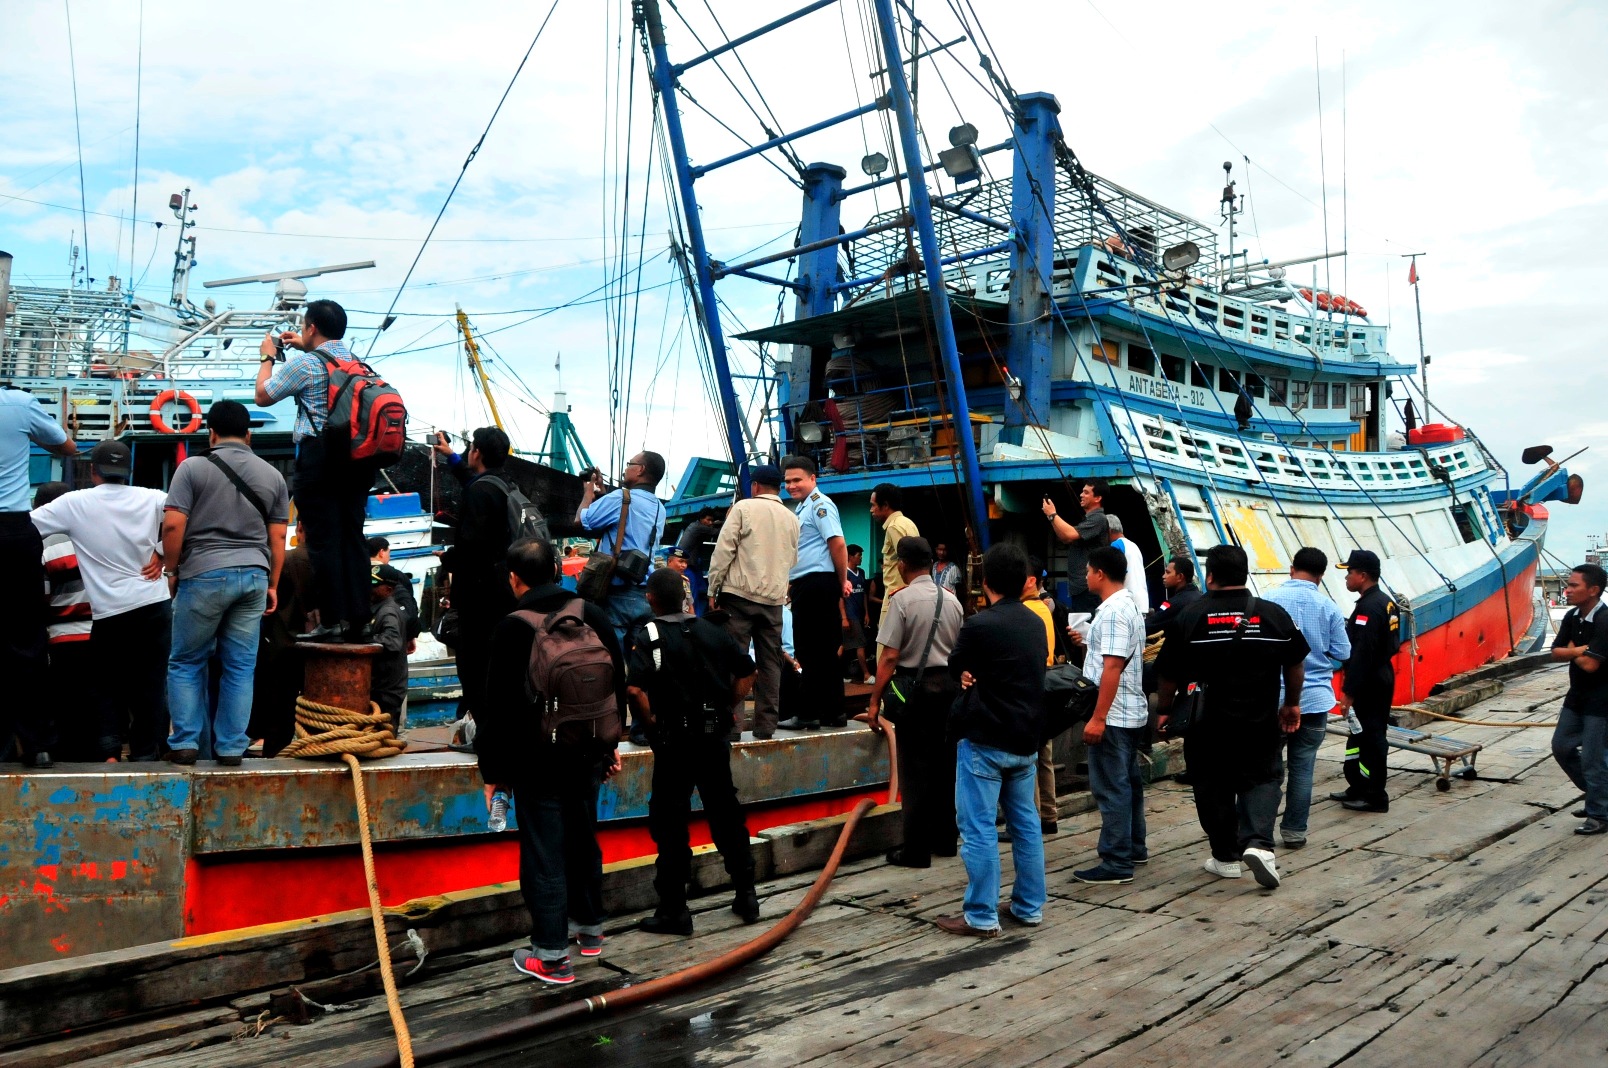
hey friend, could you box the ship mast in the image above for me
[454,306,505,432]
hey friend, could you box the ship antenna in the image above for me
[64,0,93,289]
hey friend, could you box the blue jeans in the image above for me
[604,583,652,653]
[955,738,1045,930]
[1281,713,1329,836]
[1087,724,1148,874]
[1552,706,1608,820]
[168,567,268,758]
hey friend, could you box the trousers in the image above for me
[955,738,1045,929]
[647,736,755,911]
[789,571,845,726]
[720,594,784,737]
[514,765,605,962]
[168,566,269,758]
[1342,692,1391,804]
[1551,705,1608,820]
[1280,713,1329,836]
[892,689,958,863]
[1086,724,1148,874]
[92,601,172,760]
[293,437,374,632]
[1185,712,1284,860]
[0,514,50,760]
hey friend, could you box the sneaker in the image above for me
[570,932,604,957]
[1242,848,1281,889]
[1132,853,1150,865]
[1576,818,1608,836]
[934,914,1000,939]
[1280,832,1308,849]
[1203,857,1243,879]
[885,848,931,868]
[638,910,694,936]
[1327,790,1358,803]
[862,676,877,686]
[1072,864,1133,885]
[28,751,53,769]
[512,948,574,984]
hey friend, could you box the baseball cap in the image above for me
[750,464,782,488]
[1341,549,1381,577]
[89,439,132,476]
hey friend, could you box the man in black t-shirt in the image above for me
[628,569,761,934]
[1156,545,1308,891]
[1551,563,1608,835]
[1334,549,1402,813]
[1044,478,1110,612]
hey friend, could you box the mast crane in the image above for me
[454,305,505,431]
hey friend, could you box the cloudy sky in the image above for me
[2,0,1603,560]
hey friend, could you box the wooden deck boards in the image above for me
[16,664,1607,1068]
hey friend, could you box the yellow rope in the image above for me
[1393,705,1559,729]
[286,696,413,1067]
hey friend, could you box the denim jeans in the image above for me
[955,737,1045,930]
[1281,713,1329,837]
[1552,706,1608,820]
[1087,724,1148,874]
[168,567,268,758]
[514,768,605,961]
[604,583,653,655]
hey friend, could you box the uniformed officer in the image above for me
[779,455,851,730]
[1332,549,1401,813]
[629,569,761,935]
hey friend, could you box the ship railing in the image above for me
[794,380,999,475]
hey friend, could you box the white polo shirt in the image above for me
[32,483,170,618]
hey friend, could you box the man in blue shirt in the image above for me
[1263,547,1352,848]
[575,450,667,654]
[845,544,872,684]
[256,299,375,641]
[0,385,77,766]
[780,455,850,730]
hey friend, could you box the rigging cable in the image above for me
[63,0,92,287]
[362,0,562,358]
[128,0,144,284]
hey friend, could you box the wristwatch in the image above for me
[1046,512,1058,521]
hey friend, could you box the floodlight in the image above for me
[1161,241,1201,272]
[861,152,889,176]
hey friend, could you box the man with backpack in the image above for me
[161,401,290,764]
[258,299,405,642]
[434,427,544,721]
[628,568,761,935]
[477,537,626,985]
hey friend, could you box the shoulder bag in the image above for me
[881,585,949,724]
[1165,598,1261,737]
[576,488,632,604]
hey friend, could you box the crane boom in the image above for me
[454,305,505,432]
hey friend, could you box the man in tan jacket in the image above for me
[707,465,799,739]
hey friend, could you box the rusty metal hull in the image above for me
[0,726,889,969]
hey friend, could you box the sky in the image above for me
[2,0,1604,561]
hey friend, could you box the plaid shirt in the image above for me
[1083,588,1148,728]
[262,341,346,441]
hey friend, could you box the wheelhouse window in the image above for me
[1311,382,1329,408]
[1160,354,1185,382]
[1191,362,1212,388]
[1127,344,1156,375]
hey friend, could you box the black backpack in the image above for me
[484,475,550,546]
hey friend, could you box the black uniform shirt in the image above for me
[1343,585,1401,698]
[1145,583,1202,633]
[1155,588,1309,721]
[1553,599,1608,717]
[628,613,756,736]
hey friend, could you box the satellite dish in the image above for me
[1162,241,1201,272]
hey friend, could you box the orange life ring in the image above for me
[150,389,202,434]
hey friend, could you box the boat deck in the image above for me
[20,665,1607,1068]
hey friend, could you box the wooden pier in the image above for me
[6,663,1604,1068]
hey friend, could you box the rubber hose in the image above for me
[852,711,899,804]
[349,796,878,1068]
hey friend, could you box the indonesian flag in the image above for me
[1407,261,1418,285]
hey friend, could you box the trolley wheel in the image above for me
[1460,767,1479,781]
[1436,777,1452,792]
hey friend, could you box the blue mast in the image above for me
[639,0,754,494]
[869,0,991,547]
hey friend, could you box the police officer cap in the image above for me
[1342,548,1381,577]
[668,546,688,560]
[896,536,934,569]
[750,464,782,488]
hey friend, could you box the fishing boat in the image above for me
[0,0,1580,983]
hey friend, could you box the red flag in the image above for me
[1407,261,1418,285]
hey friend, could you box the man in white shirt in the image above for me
[1106,515,1150,613]
[31,440,170,761]
[1072,545,1150,884]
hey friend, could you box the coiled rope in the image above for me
[285,695,414,1067]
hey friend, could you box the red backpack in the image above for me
[515,598,622,749]
[317,346,407,466]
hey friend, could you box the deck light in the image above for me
[948,123,978,147]
[1162,241,1201,272]
[861,152,889,176]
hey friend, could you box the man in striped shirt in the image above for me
[34,483,92,761]
[1072,545,1151,884]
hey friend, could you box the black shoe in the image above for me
[1001,908,1041,928]
[1041,820,1059,836]
[823,717,848,729]
[1573,807,1588,819]
[732,889,761,924]
[1576,818,1608,836]
[216,754,244,767]
[638,910,693,936]
[1341,797,1389,813]
[932,845,959,858]
[885,848,931,869]
[628,730,650,747]
[1328,791,1359,803]
[777,717,819,731]
[27,751,53,769]
[168,748,199,766]
[294,623,347,643]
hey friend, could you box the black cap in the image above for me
[668,546,688,560]
[1342,548,1381,577]
[750,464,782,488]
[896,535,933,569]
[89,439,131,476]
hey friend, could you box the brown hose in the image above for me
[349,796,878,1068]
[852,711,899,804]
